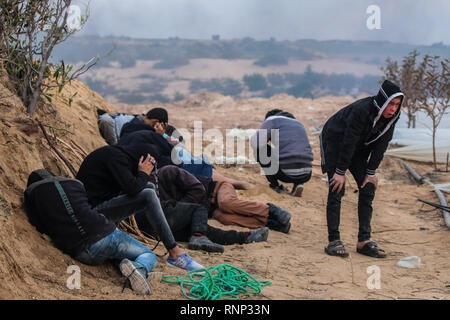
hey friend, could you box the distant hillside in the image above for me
[51,36,450,104]
[53,36,450,67]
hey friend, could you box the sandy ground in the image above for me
[0,72,448,300]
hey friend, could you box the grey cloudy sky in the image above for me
[73,0,450,45]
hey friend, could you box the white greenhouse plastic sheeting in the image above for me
[435,183,450,194]
[386,110,450,164]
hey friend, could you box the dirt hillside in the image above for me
[0,69,448,300]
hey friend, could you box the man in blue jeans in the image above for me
[24,169,156,295]
[76,143,204,271]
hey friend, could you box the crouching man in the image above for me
[24,170,155,296]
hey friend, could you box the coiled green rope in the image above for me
[162,264,271,300]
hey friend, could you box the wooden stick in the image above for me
[55,137,84,162]
[39,121,77,177]
[392,157,450,228]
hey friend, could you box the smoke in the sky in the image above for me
[73,0,449,45]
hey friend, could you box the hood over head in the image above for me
[117,143,162,167]
[365,80,404,145]
[27,169,56,187]
[373,80,404,124]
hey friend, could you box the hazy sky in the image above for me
[73,0,450,45]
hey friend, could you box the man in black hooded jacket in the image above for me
[24,169,156,295]
[321,80,404,259]
[76,143,204,271]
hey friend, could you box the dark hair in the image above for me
[265,109,283,120]
[166,124,183,142]
[146,108,168,123]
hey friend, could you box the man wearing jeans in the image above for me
[76,143,203,271]
[24,169,156,295]
[321,80,404,258]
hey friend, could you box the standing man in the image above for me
[321,80,404,258]
[251,109,314,197]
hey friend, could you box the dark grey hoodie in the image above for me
[251,111,314,172]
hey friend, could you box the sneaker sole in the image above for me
[291,185,304,197]
[120,260,152,295]
[281,222,291,234]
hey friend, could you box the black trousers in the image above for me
[257,157,312,189]
[326,157,376,243]
[265,169,312,188]
[135,201,246,245]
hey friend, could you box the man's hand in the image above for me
[330,173,346,193]
[154,122,167,135]
[138,154,156,175]
[361,175,378,190]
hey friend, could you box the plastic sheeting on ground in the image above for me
[387,119,450,164]
[386,139,450,164]
[435,183,450,194]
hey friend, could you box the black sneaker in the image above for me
[246,227,269,244]
[267,219,291,234]
[269,184,288,194]
[268,203,291,225]
[188,235,224,253]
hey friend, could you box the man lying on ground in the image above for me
[148,165,292,235]
[135,164,269,253]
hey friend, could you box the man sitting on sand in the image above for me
[251,109,314,197]
[24,169,156,296]
[76,143,204,271]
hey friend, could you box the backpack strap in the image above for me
[25,177,84,197]
[54,181,87,237]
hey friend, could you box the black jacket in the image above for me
[76,144,160,207]
[118,130,175,168]
[24,170,115,257]
[321,80,404,176]
[148,165,217,214]
[148,165,206,204]
[120,116,155,138]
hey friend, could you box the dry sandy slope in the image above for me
[0,72,448,300]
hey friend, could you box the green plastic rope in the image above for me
[162,264,271,300]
